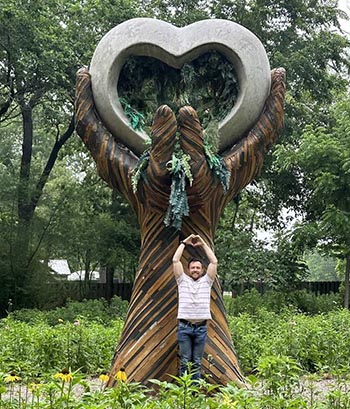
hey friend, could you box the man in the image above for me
[172,233,217,379]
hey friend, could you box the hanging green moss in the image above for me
[164,143,193,230]
[119,97,146,132]
[131,148,151,193]
[203,121,231,192]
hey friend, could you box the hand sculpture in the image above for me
[75,66,286,387]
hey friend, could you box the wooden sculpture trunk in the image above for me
[107,105,245,386]
[75,67,286,387]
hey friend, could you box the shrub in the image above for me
[287,290,342,314]
[0,317,123,374]
[224,288,342,316]
[9,296,129,325]
[229,308,350,375]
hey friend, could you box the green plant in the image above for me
[131,148,151,193]
[151,373,218,409]
[0,317,123,374]
[223,288,342,316]
[163,145,192,230]
[10,296,129,325]
[203,120,230,192]
[257,355,303,398]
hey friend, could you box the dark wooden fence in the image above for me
[295,281,341,295]
[87,282,133,301]
[61,281,133,302]
[81,281,341,302]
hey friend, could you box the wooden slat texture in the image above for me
[75,67,286,388]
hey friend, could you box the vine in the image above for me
[203,121,231,192]
[164,143,193,230]
[131,148,151,193]
[119,97,146,132]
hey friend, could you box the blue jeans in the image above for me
[177,321,207,380]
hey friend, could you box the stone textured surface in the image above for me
[90,18,271,155]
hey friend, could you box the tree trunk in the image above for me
[12,104,34,306]
[231,195,240,230]
[105,265,115,301]
[344,253,350,309]
[12,106,74,307]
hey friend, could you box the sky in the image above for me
[339,0,350,34]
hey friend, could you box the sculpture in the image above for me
[75,18,286,387]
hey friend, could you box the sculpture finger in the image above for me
[75,67,139,207]
[223,67,286,200]
[138,105,177,211]
[149,105,177,164]
[177,106,214,208]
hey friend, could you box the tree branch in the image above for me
[30,114,75,214]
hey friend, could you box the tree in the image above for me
[53,170,140,299]
[0,1,77,307]
[304,251,338,281]
[215,197,308,293]
[0,0,348,313]
[275,95,350,307]
[210,0,349,224]
[0,0,142,309]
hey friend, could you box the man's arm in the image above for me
[172,234,197,279]
[193,235,218,281]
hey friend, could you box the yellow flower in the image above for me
[54,368,73,383]
[58,318,64,323]
[4,372,22,383]
[29,382,43,393]
[221,392,239,406]
[99,373,110,383]
[115,367,127,382]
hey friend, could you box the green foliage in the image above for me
[3,301,350,407]
[224,288,342,316]
[305,251,339,281]
[289,290,342,315]
[274,95,350,304]
[164,145,192,230]
[257,355,302,399]
[2,350,350,408]
[0,0,143,312]
[119,97,146,131]
[203,120,231,192]
[215,199,309,291]
[118,51,239,131]
[0,0,349,322]
[42,168,139,285]
[275,95,350,246]
[151,373,219,408]
[131,148,151,193]
[0,316,123,374]
[9,296,129,325]
[229,308,350,375]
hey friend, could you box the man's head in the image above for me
[188,258,204,281]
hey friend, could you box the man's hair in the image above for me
[188,258,204,268]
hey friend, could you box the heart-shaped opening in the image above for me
[118,51,239,136]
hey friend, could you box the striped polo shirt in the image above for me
[176,272,214,321]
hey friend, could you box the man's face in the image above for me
[188,261,204,281]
